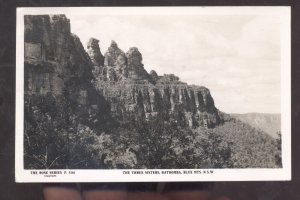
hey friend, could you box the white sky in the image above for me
[68,14,281,114]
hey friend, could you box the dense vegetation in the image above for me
[24,100,281,169]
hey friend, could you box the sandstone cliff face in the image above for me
[24,15,109,130]
[89,40,223,128]
[93,79,222,128]
[24,15,223,130]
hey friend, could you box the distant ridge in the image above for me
[231,113,281,138]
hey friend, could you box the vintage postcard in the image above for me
[15,7,291,182]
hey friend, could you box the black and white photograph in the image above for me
[15,7,291,182]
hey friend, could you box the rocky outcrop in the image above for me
[94,78,222,128]
[91,40,129,81]
[24,15,223,131]
[84,34,224,128]
[104,40,125,66]
[149,70,159,83]
[25,15,54,61]
[24,15,110,131]
[125,47,150,80]
[104,41,126,81]
[92,41,151,82]
[87,38,104,67]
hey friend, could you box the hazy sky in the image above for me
[68,14,281,114]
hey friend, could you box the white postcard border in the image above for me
[15,6,291,182]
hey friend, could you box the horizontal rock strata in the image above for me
[24,15,224,129]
